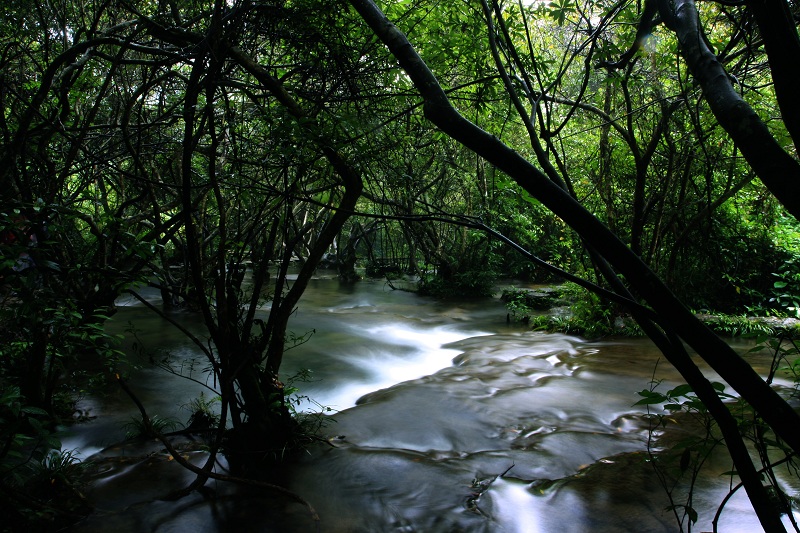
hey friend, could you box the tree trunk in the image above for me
[746,0,800,149]
[348,2,798,529]
[661,0,800,220]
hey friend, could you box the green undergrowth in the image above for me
[635,332,800,529]
[698,314,793,338]
[0,387,91,532]
[504,283,643,338]
[504,284,800,339]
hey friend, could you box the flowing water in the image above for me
[65,274,799,532]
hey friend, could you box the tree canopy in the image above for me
[2,0,800,529]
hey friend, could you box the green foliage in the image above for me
[503,288,536,322]
[502,286,571,324]
[228,368,337,464]
[0,297,124,411]
[417,268,497,298]
[770,256,800,318]
[0,203,127,416]
[30,448,88,496]
[0,387,59,483]
[659,193,788,314]
[521,283,642,337]
[638,333,800,529]
[2,2,800,523]
[364,259,404,279]
[746,332,800,393]
[0,387,89,530]
[635,381,732,412]
[636,378,729,528]
[122,414,181,440]
[182,393,221,431]
[488,188,577,282]
[547,0,575,26]
[283,369,335,438]
[699,314,775,337]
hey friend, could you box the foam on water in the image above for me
[296,323,491,411]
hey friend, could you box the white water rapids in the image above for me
[64,275,799,532]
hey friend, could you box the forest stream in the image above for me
[64,274,800,532]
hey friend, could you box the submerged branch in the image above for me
[115,374,320,528]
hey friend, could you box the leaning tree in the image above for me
[349,0,800,530]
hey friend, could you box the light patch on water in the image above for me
[56,440,104,461]
[545,354,562,366]
[301,379,384,412]
[360,323,488,348]
[114,285,163,306]
[487,478,544,533]
[325,299,376,312]
[298,324,490,411]
[351,324,491,395]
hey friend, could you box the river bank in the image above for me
[501,284,800,338]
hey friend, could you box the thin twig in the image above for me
[115,374,320,527]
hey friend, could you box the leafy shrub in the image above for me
[0,387,60,483]
[770,256,800,318]
[182,392,221,430]
[638,332,800,529]
[283,369,335,437]
[501,286,566,318]
[0,387,89,530]
[520,283,627,337]
[699,314,774,337]
[364,259,404,279]
[122,414,181,439]
[417,268,497,298]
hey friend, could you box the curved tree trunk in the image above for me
[349,1,798,529]
[746,0,800,149]
[661,0,800,221]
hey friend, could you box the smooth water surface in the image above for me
[67,275,799,532]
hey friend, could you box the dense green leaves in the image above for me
[2,0,800,527]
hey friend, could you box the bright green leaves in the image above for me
[635,380,731,413]
[547,0,575,26]
[770,257,800,318]
[634,387,670,405]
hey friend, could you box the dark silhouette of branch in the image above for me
[115,374,320,528]
[661,0,800,221]
[348,1,797,529]
[597,0,660,70]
